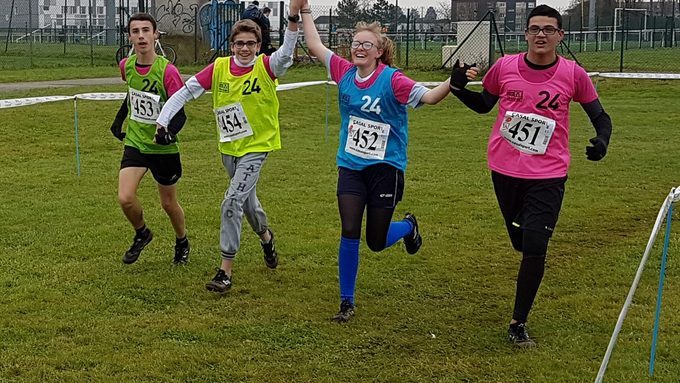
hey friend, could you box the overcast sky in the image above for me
[309,0,574,13]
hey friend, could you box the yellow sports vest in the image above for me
[211,54,280,156]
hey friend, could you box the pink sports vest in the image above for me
[484,54,578,179]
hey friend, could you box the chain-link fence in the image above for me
[0,0,277,68]
[1,0,679,73]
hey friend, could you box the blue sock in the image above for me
[385,220,414,248]
[338,236,360,305]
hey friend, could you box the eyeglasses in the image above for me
[526,25,560,35]
[350,40,375,50]
[233,40,258,48]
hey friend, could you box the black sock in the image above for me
[176,236,188,246]
[135,225,148,237]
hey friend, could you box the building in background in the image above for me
[453,0,535,31]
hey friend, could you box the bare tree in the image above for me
[436,0,452,20]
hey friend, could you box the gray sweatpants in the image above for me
[220,152,269,260]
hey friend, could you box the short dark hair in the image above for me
[252,1,259,5]
[526,4,562,29]
[127,12,157,32]
[262,7,271,14]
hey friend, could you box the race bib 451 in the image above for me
[500,111,556,155]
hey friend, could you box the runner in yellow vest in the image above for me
[109,13,189,265]
[157,9,300,292]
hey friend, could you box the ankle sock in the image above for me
[135,225,148,237]
[176,236,188,246]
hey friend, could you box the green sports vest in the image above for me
[124,55,179,154]
[211,54,280,157]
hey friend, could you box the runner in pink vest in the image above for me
[449,4,612,347]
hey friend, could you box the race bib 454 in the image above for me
[214,102,253,142]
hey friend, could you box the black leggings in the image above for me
[338,194,395,252]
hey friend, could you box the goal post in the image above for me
[613,7,648,47]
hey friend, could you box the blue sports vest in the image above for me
[336,66,409,171]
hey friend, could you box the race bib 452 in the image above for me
[344,115,391,160]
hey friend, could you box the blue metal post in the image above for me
[649,202,673,375]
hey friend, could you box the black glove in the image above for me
[450,59,476,91]
[586,136,608,161]
[155,126,177,145]
[110,122,126,142]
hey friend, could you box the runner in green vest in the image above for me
[109,13,189,265]
[157,5,300,292]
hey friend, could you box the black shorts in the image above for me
[337,164,404,209]
[120,146,182,186]
[491,171,567,237]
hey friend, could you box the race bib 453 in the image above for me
[129,88,161,124]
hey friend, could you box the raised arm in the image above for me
[268,0,300,77]
[297,0,331,64]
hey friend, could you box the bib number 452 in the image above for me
[351,128,379,150]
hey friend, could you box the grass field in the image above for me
[1,68,680,382]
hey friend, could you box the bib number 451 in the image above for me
[506,120,541,145]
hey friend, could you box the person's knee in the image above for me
[118,191,135,209]
[509,227,523,252]
[366,237,386,252]
[522,231,550,259]
[160,198,178,213]
[341,223,361,240]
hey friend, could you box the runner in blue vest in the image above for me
[296,0,467,322]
